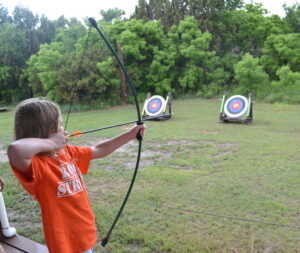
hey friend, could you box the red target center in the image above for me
[151,103,158,109]
[232,102,240,109]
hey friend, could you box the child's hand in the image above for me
[49,131,69,150]
[0,177,5,191]
[130,124,146,139]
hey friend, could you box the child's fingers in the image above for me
[137,125,146,136]
[64,131,69,142]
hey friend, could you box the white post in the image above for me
[0,192,16,238]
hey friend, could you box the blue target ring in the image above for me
[147,98,162,113]
[224,95,248,119]
[145,95,166,116]
[227,98,245,114]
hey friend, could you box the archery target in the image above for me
[224,95,248,119]
[145,95,166,116]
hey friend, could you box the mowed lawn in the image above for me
[0,98,300,252]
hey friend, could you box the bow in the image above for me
[87,17,143,247]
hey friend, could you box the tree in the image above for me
[0,23,26,102]
[168,16,218,94]
[272,66,300,91]
[12,6,39,57]
[133,0,152,21]
[234,53,269,98]
[100,8,125,22]
[28,44,62,101]
[266,66,300,103]
[284,3,300,33]
[54,18,86,53]
[215,3,288,56]
[37,15,57,45]
[0,4,11,24]
[260,33,300,80]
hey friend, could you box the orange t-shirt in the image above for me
[10,145,97,253]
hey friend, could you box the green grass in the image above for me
[0,98,300,252]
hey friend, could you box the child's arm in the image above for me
[91,124,146,159]
[7,131,68,179]
[0,177,4,191]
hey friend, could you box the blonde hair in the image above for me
[14,97,61,140]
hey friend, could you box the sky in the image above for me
[0,0,299,21]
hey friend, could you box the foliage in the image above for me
[37,15,57,45]
[168,16,221,96]
[215,3,288,56]
[12,6,40,58]
[267,66,300,103]
[100,8,126,22]
[0,23,26,102]
[109,19,174,99]
[284,2,300,33]
[0,1,299,105]
[234,53,269,99]
[260,33,300,80]
[0,4,11,24]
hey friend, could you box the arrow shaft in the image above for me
[69,114,173,137]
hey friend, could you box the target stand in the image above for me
[219,93,253,123]
[142,92,172,121]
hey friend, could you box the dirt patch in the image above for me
[87,138,239,171]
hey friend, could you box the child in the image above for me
[7,97,146,253]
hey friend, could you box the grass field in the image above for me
[0,98,300,252]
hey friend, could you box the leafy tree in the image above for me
[12,6,39,57]
[215,3,288,56]
[133,0,153,21]
[37,15,57,45]
[266,66,300,103]
[188,0,243,33]
[54,15,69,28]
[284,3,300,33]
[0,23,26,102]
[108,19,169,99]
[0,4,11,24]
[25,44,62,101]
[57,44,117,106]
[260,33,300,80]
[54,18,86,53]
[234,53,269,98]
[272,66,300,90]
[23,54,44,97]
[100,8,125,22]
[168,16,220,95]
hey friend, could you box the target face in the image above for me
[224,95,248,119]
[145,95,166,116]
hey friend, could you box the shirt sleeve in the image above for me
[9,156,43,197]
[66,145,92,174]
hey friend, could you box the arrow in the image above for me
[69,113,173,137]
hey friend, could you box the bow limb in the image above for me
[88,17,143,247]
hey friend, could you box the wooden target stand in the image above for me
[219,93,253,123]
[0,191,48,252]
[142,92,173,121]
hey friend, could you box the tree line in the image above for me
[0,0,299,107]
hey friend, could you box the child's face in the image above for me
[57,115,64,133]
